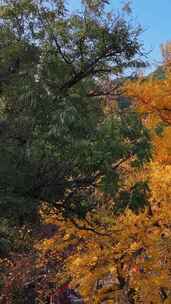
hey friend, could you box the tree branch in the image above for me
[69,218,111,237]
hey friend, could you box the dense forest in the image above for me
[0,0,171,303]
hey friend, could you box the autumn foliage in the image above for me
[2,58,171,303]
[0,1,171,303]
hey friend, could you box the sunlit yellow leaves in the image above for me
[122,62,171,302]
[130,242,140,251]
[125,73,171,125]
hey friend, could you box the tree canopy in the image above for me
[0,0,150,225]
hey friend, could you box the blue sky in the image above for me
[69,0,171,70]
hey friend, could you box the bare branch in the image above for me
[69,218,111,237]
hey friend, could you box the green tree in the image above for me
[0,0,151,225]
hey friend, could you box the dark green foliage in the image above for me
[0,219,33,255]
[116,96,132,110]
[155,122,168,137]
[0,237,11,257]
[114,190,130,214]
[129,181,150,213]
[0,0,151,224]
[114,181,150,214]
[63,196,96,220]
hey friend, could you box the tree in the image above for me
[0,0,151,226]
